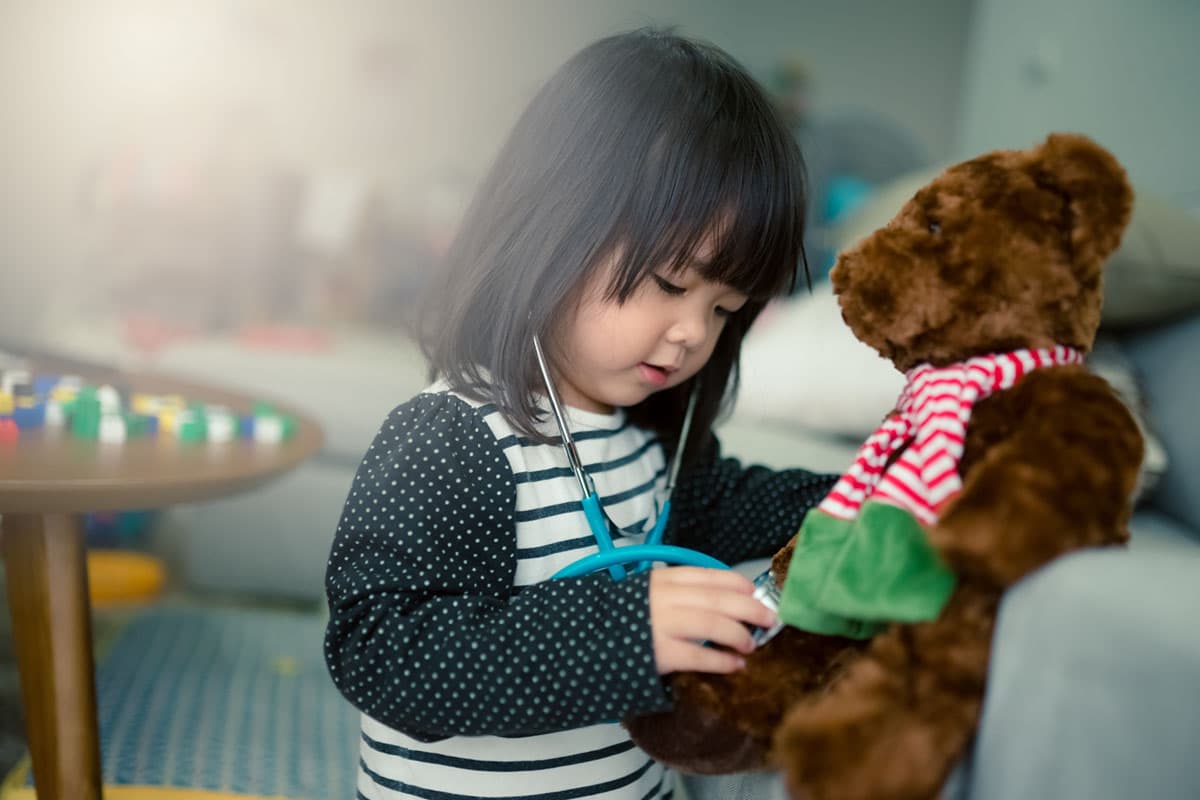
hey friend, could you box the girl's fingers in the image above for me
[659,609,757,654]
[653,566,755,593]
[649,566,781,674]
[659,640,746,675]
[653,584,778,630]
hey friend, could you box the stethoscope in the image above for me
[531,334,731,581]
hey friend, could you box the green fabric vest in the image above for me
[778,501,956,639]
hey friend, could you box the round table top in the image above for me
[0,359,324,514]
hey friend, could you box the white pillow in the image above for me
[734,288,1167,508]
[734,286,902,438]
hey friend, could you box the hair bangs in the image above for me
[596,56,808,306]
[690,156,805,303]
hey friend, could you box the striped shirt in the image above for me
[325,385,835,799]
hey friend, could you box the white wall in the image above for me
[958,0,1200,208]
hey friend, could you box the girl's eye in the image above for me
[652,274,686,296]
[714,305,734,318]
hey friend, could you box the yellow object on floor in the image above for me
[0,762,291,800]
[86,550,166,607]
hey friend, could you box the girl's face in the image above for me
[550,243,749,413]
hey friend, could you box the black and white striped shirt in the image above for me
[324,385,834,799]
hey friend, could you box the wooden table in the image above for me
[0,357,324,800]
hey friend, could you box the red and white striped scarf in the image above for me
[821,346,1084,526]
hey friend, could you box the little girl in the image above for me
[325,28,835,799]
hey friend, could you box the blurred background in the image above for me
[1,0,1193,347]
[0,0,963,340]
[2,1,1199,795]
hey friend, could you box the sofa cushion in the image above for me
[1125,312,1200,538]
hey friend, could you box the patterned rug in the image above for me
[2,605,358,800]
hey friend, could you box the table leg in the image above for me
[2,512,103,800]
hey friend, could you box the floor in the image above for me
[0,573,23,783]
[0,557,322,786]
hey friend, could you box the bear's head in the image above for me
[830,133,1133,371]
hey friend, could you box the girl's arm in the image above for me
[665,434,837,565]
[323,394,671,740]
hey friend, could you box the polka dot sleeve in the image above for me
[323,393,670,740]
[666,434,839,566]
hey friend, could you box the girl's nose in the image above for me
[665,312,708,349]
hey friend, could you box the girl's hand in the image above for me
[648,566,778,675]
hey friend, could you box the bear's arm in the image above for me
[929,366,1144,587]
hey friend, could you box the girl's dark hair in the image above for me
[419,27,809,463]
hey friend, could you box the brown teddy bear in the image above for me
[625,133,1145,800]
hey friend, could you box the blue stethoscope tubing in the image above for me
[530,335,731,581]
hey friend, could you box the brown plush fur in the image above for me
[625,545,868,773]
[624,134,1145,799]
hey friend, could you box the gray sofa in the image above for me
[1123,311,1200,546]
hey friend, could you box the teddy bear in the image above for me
[625,132,1145,800]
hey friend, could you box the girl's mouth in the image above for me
[638,362,672,387]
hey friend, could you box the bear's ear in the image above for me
[1028,133,1133,276]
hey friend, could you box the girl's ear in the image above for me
[1028,133,1133,276]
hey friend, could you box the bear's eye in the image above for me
[928,219,942,234]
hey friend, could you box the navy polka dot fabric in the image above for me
[324,394,671,739]
[669,435,838,567]
[323,390,836,796]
